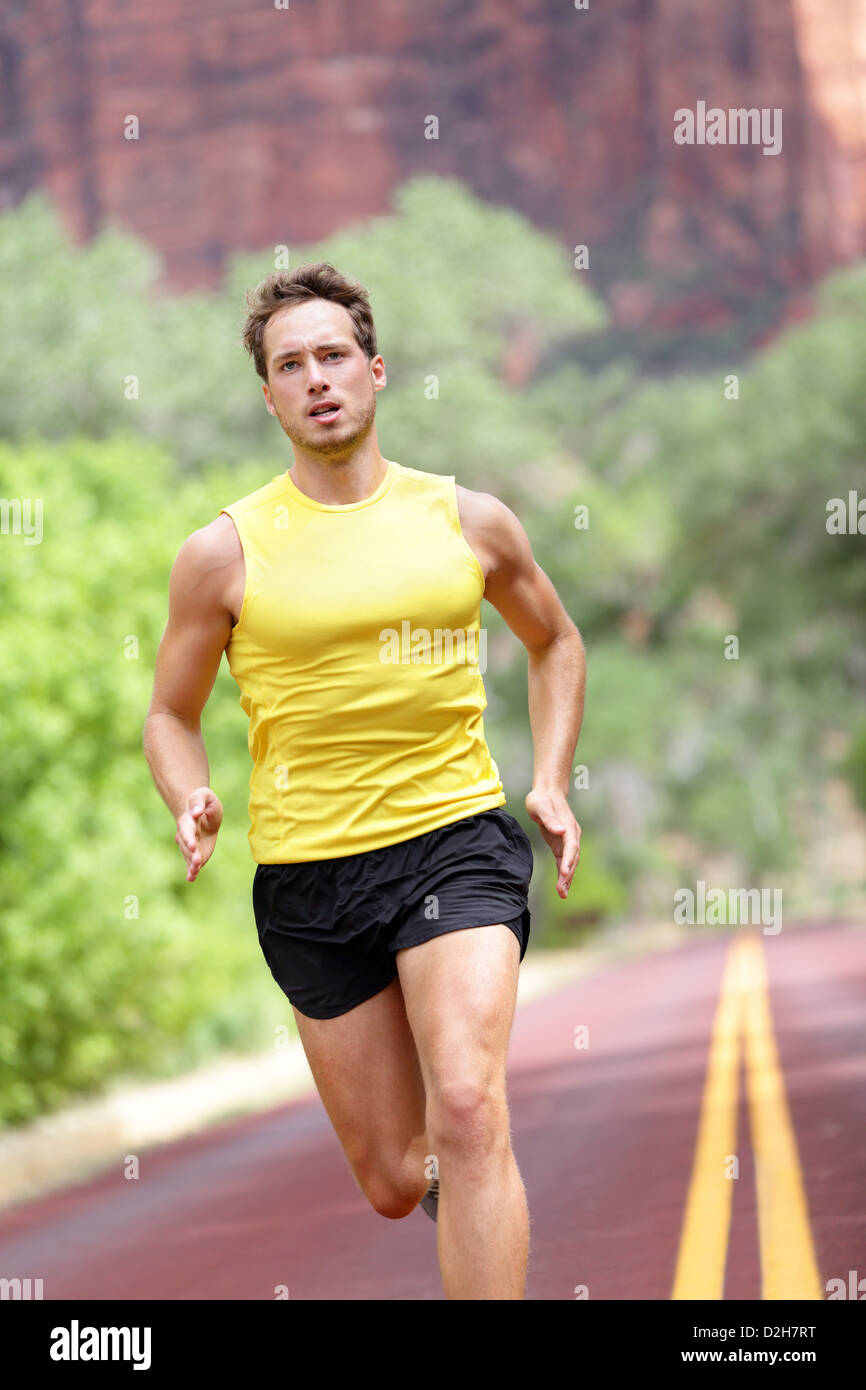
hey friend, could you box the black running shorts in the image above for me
[251,807,534,1019]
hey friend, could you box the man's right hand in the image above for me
[176,787,223,882]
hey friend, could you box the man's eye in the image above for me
[326,352,342,360]
[281,361,297,371]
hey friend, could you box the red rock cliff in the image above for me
[0,0,864,334]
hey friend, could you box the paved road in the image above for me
[0,922,862,1299]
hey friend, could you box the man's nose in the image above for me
[306,360,329,388]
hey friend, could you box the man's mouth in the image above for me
[309,403,341,421]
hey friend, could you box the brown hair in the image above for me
[241,262,378,382]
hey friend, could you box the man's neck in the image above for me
[287,447,390,505]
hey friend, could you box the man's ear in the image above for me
[262,382,276,416]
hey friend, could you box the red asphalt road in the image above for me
[0,922,864,1300]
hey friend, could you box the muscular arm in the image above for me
[142,514,240,880]
[457,486,585,898]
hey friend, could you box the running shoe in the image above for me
[419,1176,439,1222]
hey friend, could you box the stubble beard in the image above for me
[277,390,377,458]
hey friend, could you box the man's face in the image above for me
[261,298,385,455]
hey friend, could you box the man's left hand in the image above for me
[525,787,581,900]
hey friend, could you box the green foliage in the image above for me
[505,263,866,893]
[0,179,605,477]
[531,834,629,947]
[0,437,283,1124]
[847,723,866,816]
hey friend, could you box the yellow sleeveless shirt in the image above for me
[219,459,506,863]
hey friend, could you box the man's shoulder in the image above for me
[454,485,530,581]
[175,512,242,579]
[455,483,515,532]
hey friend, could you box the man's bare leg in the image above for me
[396,924,528,1299]
[289,977,430,1218]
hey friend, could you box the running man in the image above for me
[142,262,585,1300]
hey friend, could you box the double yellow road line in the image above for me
[672,935,822,1299]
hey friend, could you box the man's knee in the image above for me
[426,1078,509,1159]
[354,1159,429,1219]
[366,1178,429,1220]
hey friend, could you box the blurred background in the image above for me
[0,0,864,1131]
